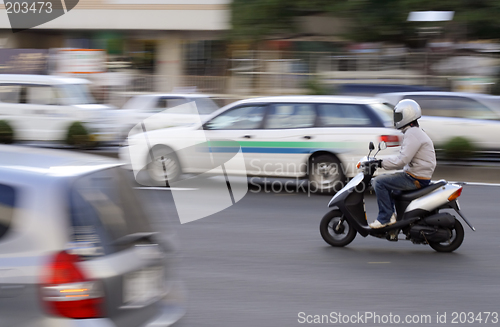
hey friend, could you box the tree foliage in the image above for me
[230,0,500,43]
[230,0,336,43]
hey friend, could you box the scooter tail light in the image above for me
[448,187,463,202]
[40,251,104,319]
[380,135,400,147]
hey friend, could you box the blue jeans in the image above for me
[372,172,426,224]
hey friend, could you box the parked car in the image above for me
[119,93,220,136]
[0,74,120,145]
[377,92,500,150]
[120,95,402,193]
[0,145,184,326]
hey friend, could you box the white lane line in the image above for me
[134,187,198,191]
[133,181,500,191]
[449,182,500,187]
[368,262,391,264]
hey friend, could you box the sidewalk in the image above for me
[433,163,500,184]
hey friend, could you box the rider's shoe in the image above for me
[369,220,388,229]
[369,214,397,229]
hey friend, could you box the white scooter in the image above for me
[319,142,475,252]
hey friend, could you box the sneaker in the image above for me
[369,214,397,229]
[369,220,388,229]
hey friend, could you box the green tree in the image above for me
[230,0,336,43]
[230,0,500,43]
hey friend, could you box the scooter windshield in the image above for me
[328,173,364,207]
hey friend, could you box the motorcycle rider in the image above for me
[369,99,437,229]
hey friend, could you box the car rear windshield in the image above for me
[69,167,153,255]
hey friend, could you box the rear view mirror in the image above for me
[369,142,375,151]
[379,141,387,151]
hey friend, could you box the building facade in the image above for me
[0,0,230,92]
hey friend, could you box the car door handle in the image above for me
[303,135,313,140]
[243,135,252,139]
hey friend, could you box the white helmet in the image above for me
[393,99,422,129]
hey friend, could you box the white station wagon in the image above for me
[0,74,119,144]
[120,96,402,193]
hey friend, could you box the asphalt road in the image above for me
[139,181,498,327]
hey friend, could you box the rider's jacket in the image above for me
[382,126,436,180]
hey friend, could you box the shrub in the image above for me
[0,120,14,144]
[65,122,96,148]
[304,78,330,95]
[442,136,475,160]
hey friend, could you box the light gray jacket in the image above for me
[382,126,436,179]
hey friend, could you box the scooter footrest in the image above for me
[368,218,419,235]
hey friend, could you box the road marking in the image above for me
[460,182,500,187]
[368,262,391,264]
[133,181,500,191]
[134,187,198,191]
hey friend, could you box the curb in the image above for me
[433,164,500,184]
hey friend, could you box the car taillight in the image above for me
[40,251,104,319]
[448,187,463,202]
[380,135,400,147]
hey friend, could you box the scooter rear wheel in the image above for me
[320,210,357,247]
[429,218,464,253]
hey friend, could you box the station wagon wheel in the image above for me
[146,145,181,186]
[309,154,345,194]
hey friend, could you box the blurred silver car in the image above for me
[120,93,220,135]
[0,146,184,326]
[377,92,500,150]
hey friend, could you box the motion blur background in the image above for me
[1,0,500,106]
[3,2,500,327]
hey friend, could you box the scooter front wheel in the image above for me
[320,210,357,247]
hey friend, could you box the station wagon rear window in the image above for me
[69,168,153,255]
[265,103,316,129]
[317,104,372,127]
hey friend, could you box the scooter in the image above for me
[319,141,475,252]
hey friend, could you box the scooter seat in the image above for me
[393,180,447,202]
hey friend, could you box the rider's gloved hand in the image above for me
[377,159,383,168]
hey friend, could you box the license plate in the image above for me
[123,266,164,307]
